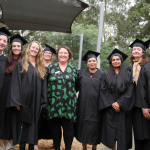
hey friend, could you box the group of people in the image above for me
[0,26,150,150]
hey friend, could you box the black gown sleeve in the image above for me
[99,73,115,110]
[117,73,135,112]
[139,65,150,108]
[6,62,22,107]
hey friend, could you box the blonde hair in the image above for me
[21,41,46,79]
[51,54,53,62]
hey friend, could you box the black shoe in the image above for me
[92,149,96,150]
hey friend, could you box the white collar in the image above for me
[0,51,3,56]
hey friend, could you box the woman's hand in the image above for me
[112,102,120,109]
[112,102,120,112]
[115,107,120,112]
[142,109,150,120]
[15,105,20,111]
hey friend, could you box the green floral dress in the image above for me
[45,62,79,122]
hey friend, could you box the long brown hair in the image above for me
[130,49,148,67]
[21,41,46,79]
[5,45,23,74]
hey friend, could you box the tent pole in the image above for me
[96,2,105,69]
[78,33,84,71]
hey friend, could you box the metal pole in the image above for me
[96,2,105,69]
[96,2,105,54]
[78,33,84,70]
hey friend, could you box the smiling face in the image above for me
[132,47,143,59]
[58,48,69,62]
[111,56,122,68]
[29,42,39,57]
[87,57,98,69]
[0,35,7,52]
[12,42,22,56]
[43,51,52,61]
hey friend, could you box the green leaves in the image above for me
[1,0,150,71]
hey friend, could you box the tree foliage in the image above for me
[0,0,150,71]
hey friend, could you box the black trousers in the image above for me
[50,117,74,150]
[135,139,150,150]
[20,143,34,150]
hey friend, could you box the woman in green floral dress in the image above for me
[45,45,78,150]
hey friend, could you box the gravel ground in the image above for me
[14,138,103,150]
[15,132,135,150]
[14,138,134,150]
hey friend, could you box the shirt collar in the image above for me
[0,51,3,56]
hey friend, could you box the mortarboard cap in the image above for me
[9,34,28,46]
[19,105,32,124]
[82,50,100,62]
[144,40,150,49]
[107,48,128,61]
[0,27,11,37]
[44,43,56,54]
[129,39,145,50]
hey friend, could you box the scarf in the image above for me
[133,58,142,86]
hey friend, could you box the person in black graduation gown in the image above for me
[37,43,56,150]
[75,50,104,150]
[0,34,27,150]
[0,27,12,150]
[6,41,47,150]
[0,27,11,92]
[99,49,134,150]
[138,61,150,148]
[128,39,150,150]
[145,39,150,58]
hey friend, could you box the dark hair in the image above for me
[5,45,23,74]
[130,49,148,66]
[106,57,130,93]
[56,45,73,59]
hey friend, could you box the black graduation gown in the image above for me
[0,59,20,140]
[99,71,134,150]
[0,55,7,119]
[134,62,150,140]
[128,65,150,140]
[75,68,105,145]
[38,66,53,140]
[0,55,12,140]
[0,72,13,140]
[6,60,47,145]
[0,54,7,91]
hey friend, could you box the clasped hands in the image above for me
[142,109,150,120]
[112,102,120,112]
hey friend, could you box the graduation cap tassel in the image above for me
[7,39,10,54]
[17,114,24,144]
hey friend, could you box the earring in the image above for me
[28,52,30,56]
